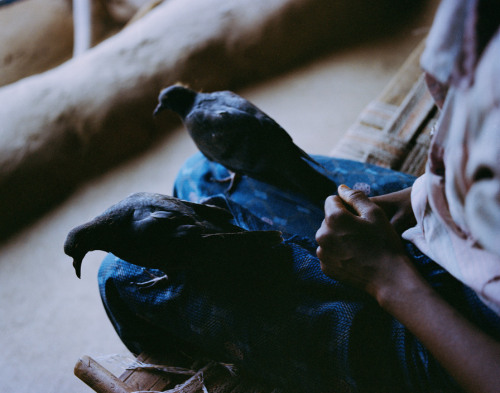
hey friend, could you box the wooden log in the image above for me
[0,0,149,87]
[74,355,133,393]
[119,351,191,392]
[0,0,73,87]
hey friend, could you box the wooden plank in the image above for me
[383,74,436,142]
[358,100,398,130]
[399,117,436,175]
[330,38,437,176]
[376,39,427,106]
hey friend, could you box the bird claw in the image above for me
[134,271,169,288]
[212,172,240,193]
[213,175,232,183]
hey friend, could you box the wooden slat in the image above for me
[376,39,427,106]
[359,100,398,130]
[330,38,437,176]
[383,74,436,142]
[399,117,436,175]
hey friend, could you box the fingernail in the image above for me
[339,184,350,190]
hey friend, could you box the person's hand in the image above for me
[315,185,417,299]
[370,187,415,234]
[317,187,500,393]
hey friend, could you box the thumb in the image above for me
[337,185,375,218]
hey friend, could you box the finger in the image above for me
[315,219,327,245]
[315,221,358,260]
[337,184,380,220]
[316,245,326,261]
[315,219,338,249]
[323,194,360,222]
[316,245,339,271]
[324,194,348,214]
[316,251,349,281]
[319,259,343,279]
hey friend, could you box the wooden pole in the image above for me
[74,355,132,393]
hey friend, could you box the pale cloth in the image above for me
[402,0,500,314]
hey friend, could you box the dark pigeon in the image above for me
[154,85,337,204]
[64,192,283,280]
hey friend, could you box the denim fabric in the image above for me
[173,153,416,239]
[98,154,500,392]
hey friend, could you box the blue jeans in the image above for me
[98,154,500,392]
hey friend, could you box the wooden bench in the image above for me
[73,39,439,393]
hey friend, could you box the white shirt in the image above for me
[402,0,500,314]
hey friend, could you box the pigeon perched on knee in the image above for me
[64,192,283,280]
[154,85,337,204]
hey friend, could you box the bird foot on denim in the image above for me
[134,271,169,288]
[211,171,241,194]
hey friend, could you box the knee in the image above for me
[173,152,231,201]
[98,254,124,307]
[173,152,209,199]
[98,253,123,289]
[97,254,143,305]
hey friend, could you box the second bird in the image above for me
[154,85,337,205]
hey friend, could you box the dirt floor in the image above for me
[0,2,439,391]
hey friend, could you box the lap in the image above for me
[98,155,499,392]
[173,153,416,239]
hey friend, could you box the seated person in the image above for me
[98,1,500,391]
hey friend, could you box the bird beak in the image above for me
[73,258,83,279]
[153,103,164,117]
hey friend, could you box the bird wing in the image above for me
[182,200,235,224]
[255,113,323,167]
[212,97,322,166]
[200,230,283,252]
[222,93,324,168]
[214,91,301,150]
[195,91,322,167]
[186,106,293,176]
[131,205,197,238]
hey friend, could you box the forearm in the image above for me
[378,256,500,393]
